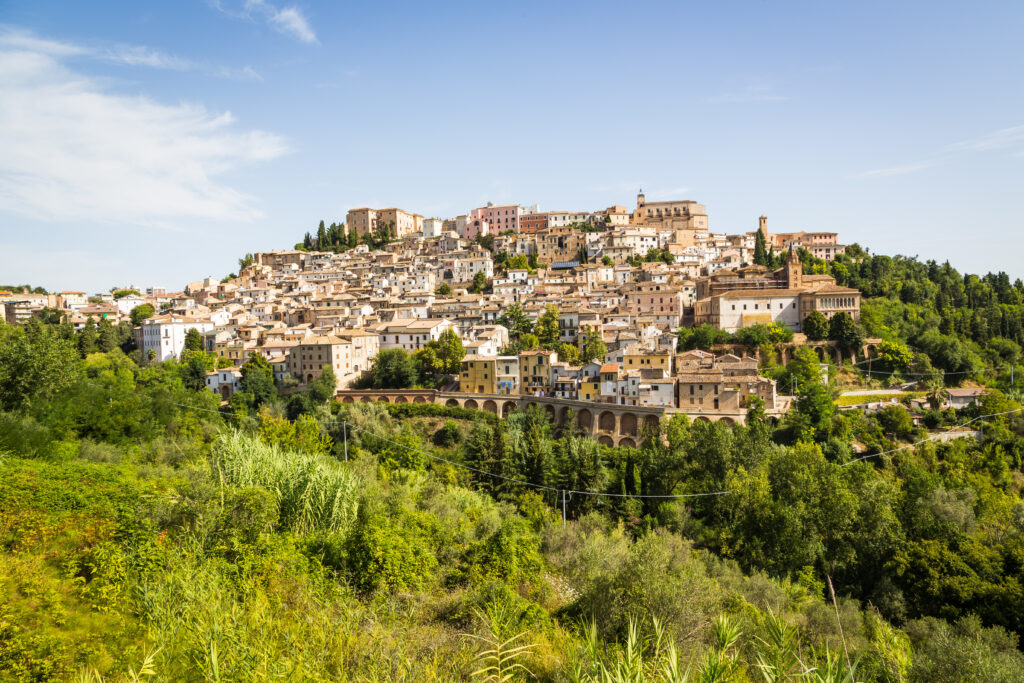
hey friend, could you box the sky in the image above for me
[1,0,1022,293]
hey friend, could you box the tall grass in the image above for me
[211,431,360,536]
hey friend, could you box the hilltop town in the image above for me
[0,192,869,441]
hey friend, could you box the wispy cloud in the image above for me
[859,124,1024,179]
[0,26,261,80]
[859,161,937,178]
[0,33,288,225]
[703,85,787,104]
[211,0,318,44]
[946,125,1024,153]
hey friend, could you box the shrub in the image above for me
[434,420,462,447]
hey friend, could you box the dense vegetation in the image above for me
[5,306,1024,680]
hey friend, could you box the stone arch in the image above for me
[577,408,593,431]
[445,398,460,407]
[814,346,827,361]
[307,373,314,382]
[483,400,498,414]
[598,411,616,432]
[643,415,659,432]
[464,398,479,410]
[395,395,408,403]
[543,404,555,420]
[558,406,572,425]
[377,396,390,403]
[719,416,736,425]
[342,396,354,403]
[361,396,373,403]
[619,437,636,449]
[694,416,710,423]
[502,402,515,417]
[413,395,427,403]
[620,413,638,436]
[598,435,614,447]
[219,385,231,401]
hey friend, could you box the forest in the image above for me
[4,249,1024,681]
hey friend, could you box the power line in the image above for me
[842,406,1024,466]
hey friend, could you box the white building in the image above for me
[423,218,444,238]
[376,318,456,352]
[137,314,215,362]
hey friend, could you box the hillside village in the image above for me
[1,192,866,431]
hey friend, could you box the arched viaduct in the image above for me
[334,390,745,447]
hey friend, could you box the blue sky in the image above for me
[1,1,1022,292]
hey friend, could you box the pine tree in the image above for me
[97,318,117,353]
[303,232,313,249]
[77,318,97,357]
[754,227,768,266]
[316,220,327,249]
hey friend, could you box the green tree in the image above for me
[239,354,277,408]
[308,365,337,403]
[130,303,155,326]
[0,319,82,412]
[364,348,419,388]
[238,253,254,270]
[497,303,533,341]
[418,328,465,377]
[184,328,203,353]
[558,342,581,365]
[471,270,488,294]
[97,318,117,353]
[179,348,216,391]
[876,339,913,373]
[803,311,829,341]
[602,255,614,266]
[785,347,835,441]
[78,318,97,356]
[436,282,452,296]
[316,220,327,248]
[535,305,560,349]
[580,326,607,365]
[754,226,768,266]
[829,311,865,352]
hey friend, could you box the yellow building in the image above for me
[346,207,424,239]
[624,349,672,374]
[460,355,498,394]
[579,379,600,401]
[520,350,557,396]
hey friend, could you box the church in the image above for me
[693,248,860,333]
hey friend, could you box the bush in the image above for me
[386,402,498,424]
[345,501,438,594]
[434,420,462,447]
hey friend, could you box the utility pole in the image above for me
[561,490,567,526]
[343,421,348,462]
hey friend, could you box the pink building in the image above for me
[470,203,521,235]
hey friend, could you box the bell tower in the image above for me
[637,189,645,209]
[785,247,802,288]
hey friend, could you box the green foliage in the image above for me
[417,328,466,378]
[212,431,356,535]
[0,320,81,413]
[580,326,607,365]
[803,311,830,341]
[437,282,453,296]
[472,270,489,294]
[129,304,155,326]
[497,303,534,342]
[535,304,561,349]
[359,347,419,388]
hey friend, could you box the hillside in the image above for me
[4,315,1024,681]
